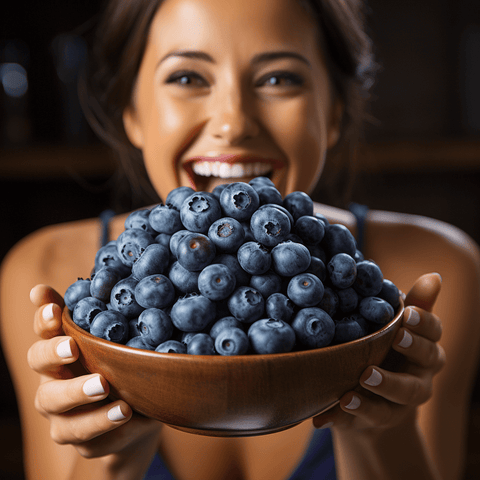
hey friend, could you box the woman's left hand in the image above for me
[312,272,446,430]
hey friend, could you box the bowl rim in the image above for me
[62,297,404,362]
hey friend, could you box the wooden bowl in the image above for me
[62,300,404,437]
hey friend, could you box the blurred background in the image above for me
[1,1,480,478]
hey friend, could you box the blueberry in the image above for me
[131,243,170,280]
[155,232,172,250]
[138,308,173,348]
[90,310,129,343]
[265,292,295,323]
[170,293,216,332]
[155,340,187,354]
[187,333,216,355]
[336,287,359,315]
[237,242,272,275]
[250,206,291,247]
[148,204,183,235]
[215,327,250,355]
[241,221,255,242]
[283,191,314,221]
[378,279,401,310]
[64,278,91,310]
[165,186,195,210]
[321,224,356,259]
[90,267,120,303]
[124,208,157,236]
[249,176,275,188]
[116,228,155,267]
[94,243,131,278]
[128,318,140,338]
[180,192,222,233]
[249,271,282,299]
[176,232,216,272]
[135,274,175,309]
[212,253,251,286]
[219,182,260,222]
[208,217,245,253]
[271,241,311,277]
[327,253,357,289]
[126,336,155,350]
[248,318,296,354]
[198,263,236,301]
[168,261,200,294]
[109,276,144,319]
[358,296,394,325]
[211,183,228,202]
[354,249,365,263]
[317,287,339,318]
[227,286,265,324]
[253,185,283,206]
[72,296,107,331]
[287,273,324,307]
[314,212,330,227]
[209,316,245,340]
[306,244,327,264]
[179,331,198,346]
[258,204,294,229]
[169,229,191,258]
[294,215,325,245]
[305,256,327,282]
[333,315,365,344]
[291,307,335,349]
[353,261,384,297]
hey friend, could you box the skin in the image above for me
[1,0,480,479]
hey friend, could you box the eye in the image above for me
[165,71,209,87]
[257,71,304,88]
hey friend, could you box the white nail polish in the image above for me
[318,421,334,429]
[406,309,420,326]
[364,368,382,387]
[108,405,127,422]
[345,395,361,410]
[83,376,105,396]
[56,339,73,359]
[398,330,413,348]
[43,304,54,321]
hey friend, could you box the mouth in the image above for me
[181,154,285,192]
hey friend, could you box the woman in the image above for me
[1,0,479,479]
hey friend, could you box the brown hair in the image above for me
[80,0,378,209]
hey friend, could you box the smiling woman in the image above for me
[1,0,480,480]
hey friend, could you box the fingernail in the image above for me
[433,272,442,283]
[56,339,73,358]
[406,308,420,326]
[108,405,127,422]
[317,421,334,429]
[83,376,105,396]
[397,330,413,348]
[344,395,361,410]
[43,304,55,321]
[364,368,382,387]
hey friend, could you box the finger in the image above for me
[403,306,442,342]
[35,374,109,415]
[49,401,132,446]
[404,273,442,313]
[358,365,432,406]
[312,402,344,430]
[337,390,406,429]
[392,327,445,372]
[34,303,64,339]
[30,284,65,309]
[27,337,79,374]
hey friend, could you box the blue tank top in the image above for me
[98,203,369,480]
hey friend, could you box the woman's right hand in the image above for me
[28,284,162,461]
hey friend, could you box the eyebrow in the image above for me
[157,50,311,68]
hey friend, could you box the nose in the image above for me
[209,85,260,145]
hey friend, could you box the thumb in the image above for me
[404,273,442,313]
[29,284,65,309]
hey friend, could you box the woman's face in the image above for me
[123,0,342,200]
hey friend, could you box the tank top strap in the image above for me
[348,202,369,254]
[98,209,116,248]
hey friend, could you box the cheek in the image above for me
[141,97,203,200]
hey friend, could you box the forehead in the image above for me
[149,0,322,59]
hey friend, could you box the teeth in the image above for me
[191,161,272,178]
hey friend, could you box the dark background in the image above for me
[1,1,480,479]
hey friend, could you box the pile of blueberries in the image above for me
[65,177,400,356]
